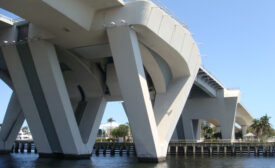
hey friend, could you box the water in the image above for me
[0,154,274,168]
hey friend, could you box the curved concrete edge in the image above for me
[236,103,253,126]
[56,47,104,97]
[0,0,201,79]
[95,0,201,78]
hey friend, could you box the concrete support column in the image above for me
[107,25,200,162]
[174,85,239,142]
[241,125,248,137]
[224,146,227,155]
[220,97,238,140]
[29,41,102,156]
[192,145,196,155]
[184,146,187,155]
[174,115,185,140]
[2,43,53,154]
[2,41,105,158]
[183,119,201,141]
[201,146,204,155]
[0,93,24,153]
[175,146,178,154]
[108,26,163,162]
[78,97,107,148]
[209,146,213,155]
[179,94,238,141]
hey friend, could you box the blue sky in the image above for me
[0,0,275,126]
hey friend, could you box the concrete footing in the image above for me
[0,150,11,154]
[138,157,166,163]
[39,153,91,160]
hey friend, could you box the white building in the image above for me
[99,122,119,137]
[16,129,32,141]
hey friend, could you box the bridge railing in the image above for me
[124,0,188,29]
[0,14,24,24]
[0,14,14,24]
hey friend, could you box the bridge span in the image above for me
[0,0,252,163]
[173,67,253,141]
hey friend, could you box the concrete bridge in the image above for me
[173,67,253,141]
[0,0,252,162]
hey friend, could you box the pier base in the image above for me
[39,153,91,160]
[0,150,11,154]
[138,157,166,163]
[184,146,187,155]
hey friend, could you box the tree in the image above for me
[107,118,115,124]
[107,118,115,136]
[260,115,272,138]
[249,115,273,139]
[107,118,115,129]
[235,130,243,139]
[22,126,30,135]
[250,119,261,138]
[201,123,216,139]
[110,124,129,140]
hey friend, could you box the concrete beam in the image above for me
[194,77,217,97]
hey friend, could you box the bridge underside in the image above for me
[0,4,201,161]
[0,0,253,163]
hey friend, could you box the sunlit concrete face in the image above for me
[0,0,201,162]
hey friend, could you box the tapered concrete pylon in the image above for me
[0,65,24,153]
[1,41,106,158]
[0,93,24,153]
[107,25,200,162]
[241,125,248,137]
[182,118,202,141]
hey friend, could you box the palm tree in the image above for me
[250,115,273,139]
[107,118,115,125]
[107,118,115,137]
[259,115,272,138]
[22,126,30,135]
[250,119,261,138]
